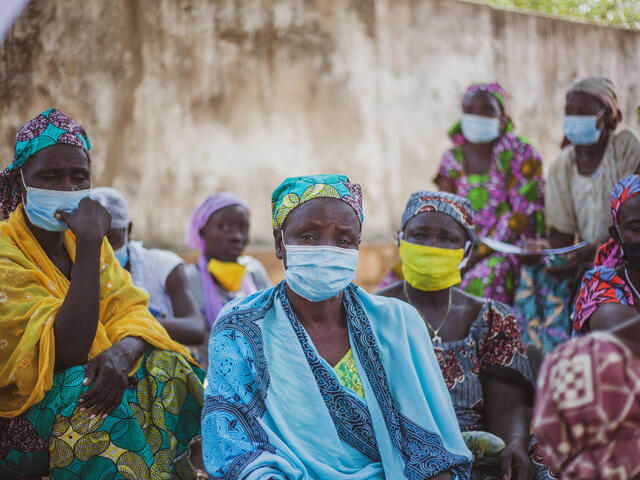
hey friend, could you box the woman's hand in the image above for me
[500,441,534,480]
[57,197,111,245]
[78,343,131,418]
[78,337,146,418]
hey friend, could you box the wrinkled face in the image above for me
[565,91,615,132]
[462,91,503,120]
[200,204,250,262]
[273,197,361,264]
[565,92,605,117]
[13,144,91,199]
[403,211,467,250]
[617,195,640,246]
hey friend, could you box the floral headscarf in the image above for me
[610,174,640,226]
[271,174,363,229]
[401,190,476,245]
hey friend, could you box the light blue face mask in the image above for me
[113,236,129,268]
[460,114,501,144]
[283,243,358,302]
[21,171,92,232]
[563,112,603,145]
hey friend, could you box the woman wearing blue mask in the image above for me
[545,76,640,268]
[91,187,205,347]
[513,77,640,365]
[201,174,472,479]
[377,191,555,480]
[0,109,204,479]
[432,83,545,307]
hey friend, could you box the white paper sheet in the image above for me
[479,237,588,256]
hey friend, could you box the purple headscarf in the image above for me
[186,192,251,328]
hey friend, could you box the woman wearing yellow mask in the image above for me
[184,193,271,368]
[377,191,554,480]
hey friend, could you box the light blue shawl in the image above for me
[202,282,471,479]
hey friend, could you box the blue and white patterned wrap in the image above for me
[201,282,472,479]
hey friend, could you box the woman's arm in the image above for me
[162,263,206,345]
[484,375,534,480]
[54,198,111,367]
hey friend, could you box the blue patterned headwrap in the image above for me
[401,191,476,243]
[611,174,640,225]
[271,174,363,229]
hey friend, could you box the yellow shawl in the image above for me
[0,206,194,417]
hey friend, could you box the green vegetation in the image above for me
[482,0,640,29]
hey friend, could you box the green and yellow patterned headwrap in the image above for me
[271,174,363,229]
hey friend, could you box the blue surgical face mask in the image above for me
[283,243,358,302]
[563,112,604,145]
[113,234,129,268]
[21,171,92,232]
[460,114,501,144]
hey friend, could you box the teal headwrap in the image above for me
[271,174,363,229]
[11,108,91,171]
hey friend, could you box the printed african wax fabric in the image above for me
[333,349,365,398]
[1,108,92,219]
[433,299,554,479]
[11,108,91,171]
[573,266,634,334]
[202,282,471,479]
[0,349,204,479]
[545,127,640,245]
[435,133,545,304]
[590,174,640,270]
[271,174,363,229]
[533,332,640,478]
[513,260,573,355]
[401,191,476,243]
[0,205,195,417]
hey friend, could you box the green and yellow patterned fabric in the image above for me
[0,349,204,479]
[333,349,364,398]
[271,175,363,229]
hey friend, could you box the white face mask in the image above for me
[283,243,359,302]
[460,114,501,143]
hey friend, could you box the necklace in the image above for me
[624,268,640,300]
[403,281,452,345]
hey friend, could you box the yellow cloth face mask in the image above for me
[399,240,464,291]
[207,258,246,292]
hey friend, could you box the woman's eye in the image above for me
[218,224,229,231]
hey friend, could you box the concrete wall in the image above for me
[1,0,639,254]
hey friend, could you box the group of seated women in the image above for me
[1,70,640,480]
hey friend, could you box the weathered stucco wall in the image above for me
[1,0,639,250]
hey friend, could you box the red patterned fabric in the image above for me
[573,267,634,334]
[533,333,640,479]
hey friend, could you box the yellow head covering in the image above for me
[0,206,194,417]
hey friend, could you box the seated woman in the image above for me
[92,186,205,347]
[377,191,553,480]
[184,192,270,368]
[201,175,472,479]
[574,174,640,334]
[516,76,640,362]
[533,331,640,478]
[545,76,640,269]
[0,109,204,479]
[434,82,545,306]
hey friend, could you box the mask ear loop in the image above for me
[459,240,473,270]
[395,230,404,247]
[19,170,28,205]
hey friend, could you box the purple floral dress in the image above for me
[436,132,545,304]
